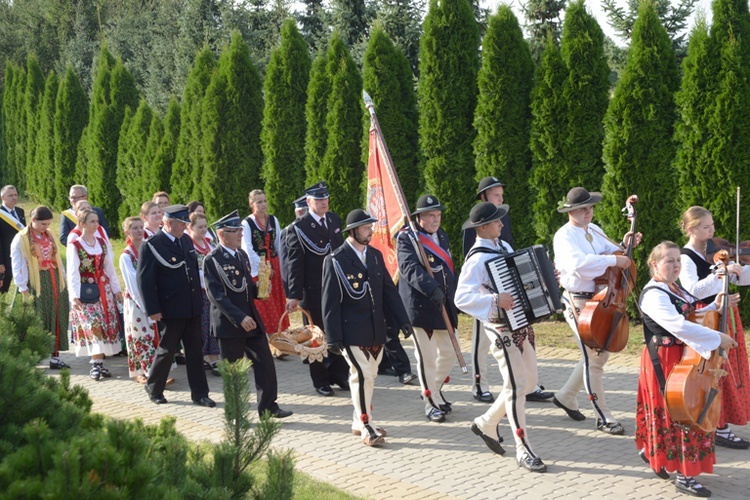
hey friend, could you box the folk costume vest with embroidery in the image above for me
[245,215,278,259]
[680,248,716,303]
[73,238,107,285]
[640,285,695,345]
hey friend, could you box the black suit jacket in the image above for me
[137,229,202,319]
[0,206,25,290]
[322,243,409,347]
[60,206,110,245]
[285,211,344,310]
[204,246,265,339]
[397,227,458,330]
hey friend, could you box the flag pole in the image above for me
[364,91,468,374]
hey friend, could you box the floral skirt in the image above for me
[71,283,121,357]
[635,345,715,476]
[255,255,289,335]
[34,269,69,354]
[201,289,219,356]
[123,297,157,378]
[719,307,750,426]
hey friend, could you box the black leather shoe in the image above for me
[553,397,586,421]
[210,363,221,377]
[439,402,452,414]
[715,431,750,449]
[526,388,554,402]
[269,408,293,418]
[398,372,417,385]
[596,419,624,435]
[639,449,669,479]
[473,391,494,403]
[426,408,446,423]
[174,353,186,365]
[193,396,216,408]
[517,453,547,473]
[49,358,69,369]
[378,367,398,376]
[336,381,350,391]
[316,386,334,397]
[145,387,167,404]
[471,422,505,455]
[675,477,711,497]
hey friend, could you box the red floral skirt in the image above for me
[719,307,750,426]
[255,255,289,335]
[635,345,715,477]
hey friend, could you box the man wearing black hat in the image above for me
[204,211,292,418]
[321,209,412,446]
[137,204,214,407]
[397,194,458,423]
[464,177,552,404]
[285,182,349,396]
[455,202,547,473]
[552,187,640,435]
[279,195,308,297]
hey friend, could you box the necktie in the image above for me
[11,209,17,219]
[320,217,327,230]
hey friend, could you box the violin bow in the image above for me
[736,186,740,264]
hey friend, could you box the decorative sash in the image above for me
[0,209,23,231]
[62,209,77,225]
[418,232,455,275]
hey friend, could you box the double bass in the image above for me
[577,195,638,352]
[665,251,729,433]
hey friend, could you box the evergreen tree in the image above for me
[1,62,16,184]
[35,70,59,205]
[299,0,328,52]
[85,45,139,236]
[330,0,370,47]
[304,48,330,184]
[54,65,89,210]
[147,96,179,197]
[529,37,569,245]
[474,6,534,247]
[171,46,216,203]
[560,0,610,191]
[362,24,420,207]
[11,66,27,190]
[673,19,714,209]
[142,113,164,202]
[117,100,155,220]
[711,0,750,67]
[0,86,4,183]
[261,19,310,223]
[320,31,364,217]
[376,0,425,77]
[202,31,264,216]
[599,1,681,276]
[24,54,45,197]
[418,0,480,248]
[522,0,566,63]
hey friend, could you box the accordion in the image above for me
[485,245,562,332]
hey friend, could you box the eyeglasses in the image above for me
[69,195,85,201]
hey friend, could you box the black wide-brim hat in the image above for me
[344,209,378,232]
[412,194,446,216]
[557,187,603,213]
[462,202,509,230]
[476,176,506,200]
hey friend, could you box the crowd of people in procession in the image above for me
[1,178,749,497]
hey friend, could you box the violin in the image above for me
[705,238,750,266]
[578,195,638,353]
[665,251,729,433]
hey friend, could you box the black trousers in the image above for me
[147,316,209,400]
[302,295,349,388]
[219,334,279,415]
[380,313,412,376]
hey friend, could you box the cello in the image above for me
[665,251,729,433]
[577,195,638,352]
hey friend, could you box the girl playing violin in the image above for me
[680,206,750,449]
[638,241,737,497]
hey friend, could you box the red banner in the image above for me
[366,127,407,279]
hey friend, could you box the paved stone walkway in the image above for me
[47,343,750,499]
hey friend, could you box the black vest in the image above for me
[680,248,716,303]
[639,284,696,344]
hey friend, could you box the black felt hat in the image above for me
[557,187,603,213]
[344,209,377,232]
[411,194,446,216]
[461,202,509,230]
[475,176,506,200]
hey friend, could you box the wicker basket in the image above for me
[268,308,328,362]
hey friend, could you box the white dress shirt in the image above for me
[553,222,620,293]
[455,237,514,323]
[679,243,750,299]
[240,214,282,278]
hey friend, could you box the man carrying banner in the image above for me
[286,182,350,396]
[397,195,458,422]
[0,185,25,293]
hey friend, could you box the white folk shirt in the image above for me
[241,214,282,278]
[553,222,620,293]
[679,243,750,299]
[640,280,721,359]
[455,237,514,324]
